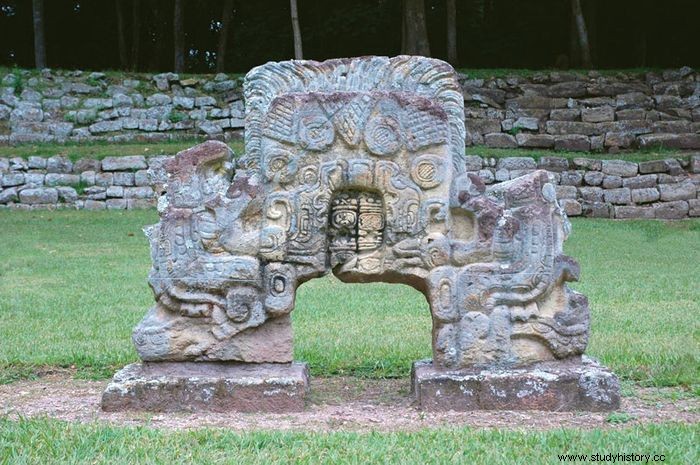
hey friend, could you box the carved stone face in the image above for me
[332,210,357,229]
[492,216,520,261]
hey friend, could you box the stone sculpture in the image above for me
[103,56,620,413]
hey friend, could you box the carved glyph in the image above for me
[133,56,590,370]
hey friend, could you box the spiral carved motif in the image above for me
[298,113,335,151]
[364,115,402,156]
[263,149,297,184]
[411,155,444,189]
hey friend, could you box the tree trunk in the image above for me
[217,0,235,73]
[401,2,407,54]
[131,0,142,71]
[570,0,591,68]
[290,0,303,59]
[32,0,46,69]
[585,0,597,66]
[401,0,430,57]
[173,0,185,72]
[149,0,168,71]
[446,0,457,65]
[568,9,579,67]
[115,0,128,69]
[637,0,650,67]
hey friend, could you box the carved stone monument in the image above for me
[102,56,620,413]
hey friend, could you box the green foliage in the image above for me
[457,68,662,79]
[606,412,636,424]
[0,419,697,464]
[73,180,90,196]
[82,113,98,125]
[0,140,686,166]
[0,365,39,385]
[8,68,23,95]
[0,140,245,162]
[91,102,110,112]
[467,147,689,163]
[167,110,188,124]
[85,76,103,88]
[566,220,699,389]
[0,213,698,390]
[63,109,98,125]
[133,80,153,96]
[638,143,680,155]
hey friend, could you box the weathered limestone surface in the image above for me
[104,56,619,412]
[102,362,309,412]
[412,356,620,411]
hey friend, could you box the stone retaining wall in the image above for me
[0,154,162,211]
[461,68,700,152]
[2,153,698,219]
[1,67,699,150]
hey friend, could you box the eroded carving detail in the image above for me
[132,56,593,371]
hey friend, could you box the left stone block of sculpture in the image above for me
[132,141,292,364]
[101,140,309,412]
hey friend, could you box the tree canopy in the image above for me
[0,0,697,72]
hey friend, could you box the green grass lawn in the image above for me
[2,65,657,82]
[0,139,246,161]
[0,212,698,463]
[0,418,696,465]
[467,146,690,163]
[457,67,663,79]
[0,211,697,391]
[0,139,688,164]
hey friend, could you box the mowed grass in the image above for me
[0,418,697,465]
[0,139,685,164]
[0,139,245,161]
[467,146,689,163]
[566,220,699,390]
[457,67,662,79]
[0,211,698,390]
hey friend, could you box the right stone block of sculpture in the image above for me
[414,169,621,411]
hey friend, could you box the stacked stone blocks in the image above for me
[1,67,698,149]
[0,154,160,210]
[2,153,698,219]
[468,154,700,219]
[463,67,700,152]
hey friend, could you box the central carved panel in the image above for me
[130,56,591,373]
[329,190,385,268]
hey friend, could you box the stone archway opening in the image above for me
[291,276,432,378]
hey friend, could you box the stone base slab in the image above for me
[411,356,620,411]
[101,362,309,413]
